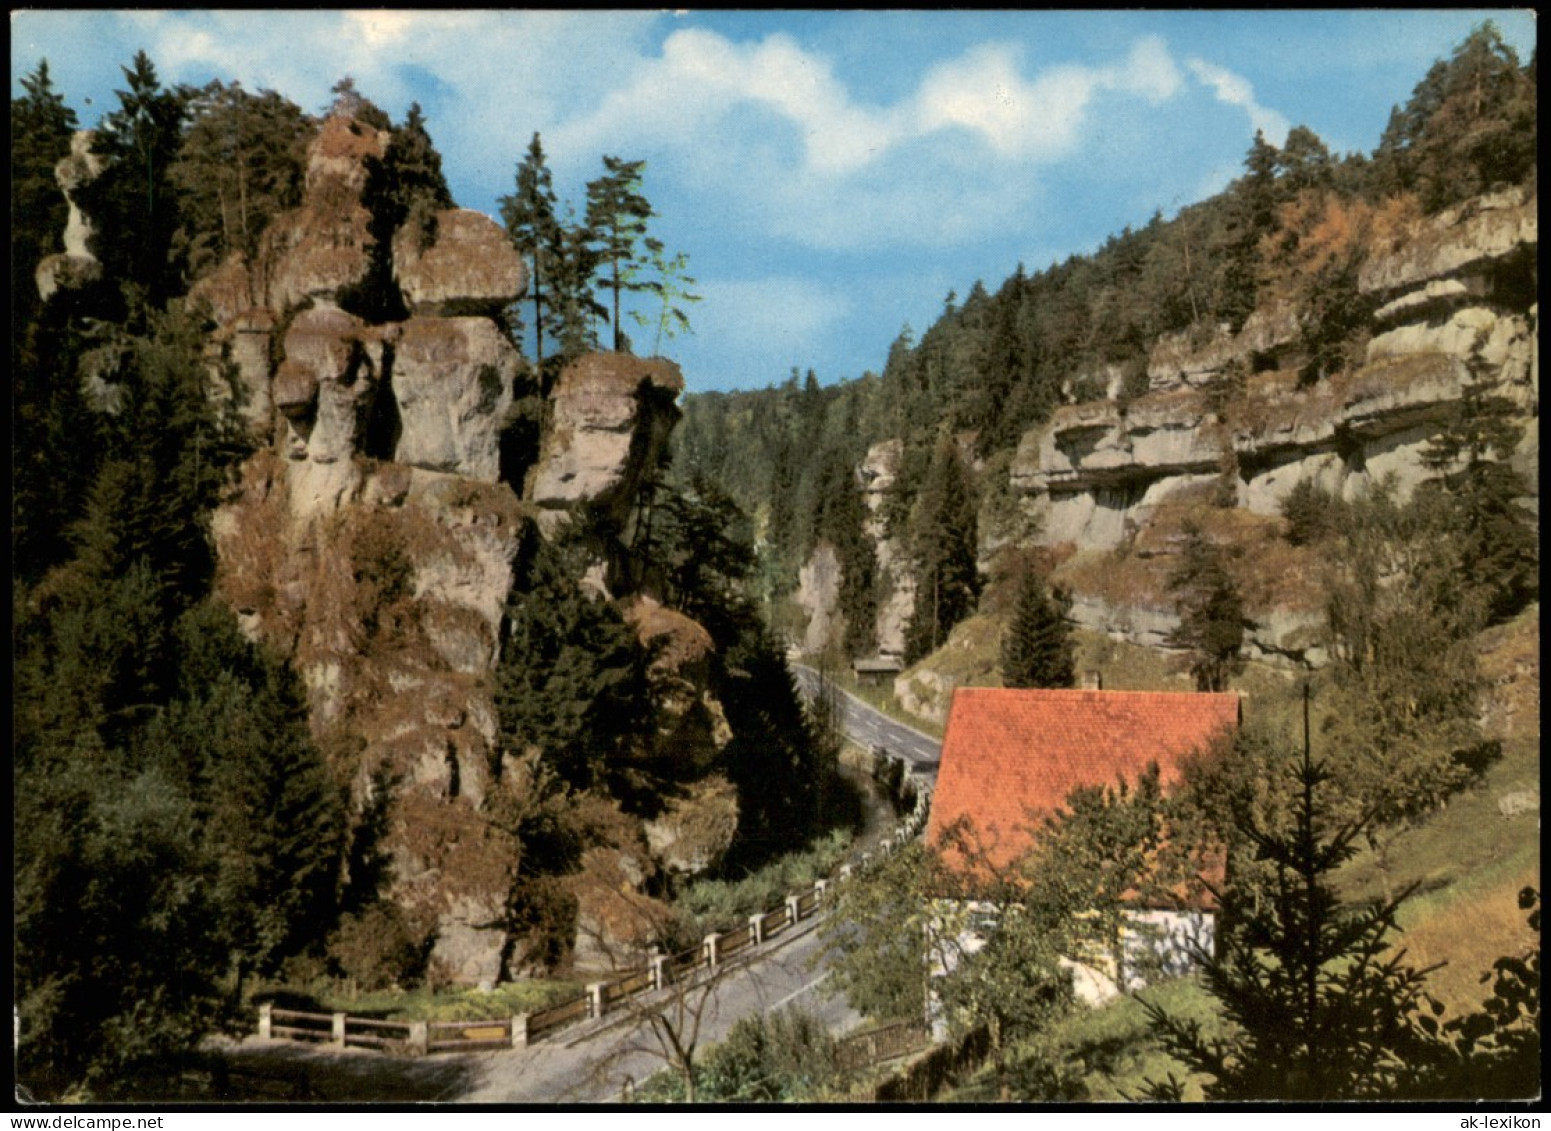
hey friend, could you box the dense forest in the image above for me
[671,22,1537,661]
[12,55,838,1099]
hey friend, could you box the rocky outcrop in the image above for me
[36,98,728,987]
[35,130,106,302]
[393,209,525,317]
[859,439,916,659]
[626,596,732,773]
[797,440,919,659]
[391,317,520,482]
[795,542,843,656]
[1000,187,1537,662]
[527,352,684,530]
[181,101,742,985]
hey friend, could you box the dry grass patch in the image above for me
[1394,862,1540,1019]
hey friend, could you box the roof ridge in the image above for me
[953,686,1239,698]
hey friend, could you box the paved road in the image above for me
[459,918,857,1102]
[791,663,942,779]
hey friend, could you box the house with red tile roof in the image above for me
[927,686,1240,874]
[923,685,1240,1007]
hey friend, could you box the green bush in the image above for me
[1279,478,1342,546]
[637,1007,840,1103]
[326,902,427,992]
[674,830,851,935]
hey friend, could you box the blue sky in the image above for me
[11,10,1537,393]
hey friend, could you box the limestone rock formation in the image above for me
[996,187,1537,664]
[795,542,843,657]
[859,439,916,660]
[184,108,535,980]
[261,114,386,312]
[527,352,684,529]
[393,209,525,317]
[172,106,722,984]
[35,130,105,302]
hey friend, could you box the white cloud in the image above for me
[541,27,1202,252]
[556,29,1191,180]
[1186,57,1290,145]
[343,9,424,48]
[552,28,903,178]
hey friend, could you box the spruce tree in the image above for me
[812,447,877,659]
[1001,567,1075,689]
[500,132,563,367]
[1165,523,1251,692]
[76,51,189,304]
[12,60,78,318]
[1141,723,1454,1101]
[171,80,312,273]
[904,437,980,662]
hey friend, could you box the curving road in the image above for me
[791,662,942,780]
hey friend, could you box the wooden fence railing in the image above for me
[344,1015,413,1051]
[259,757,933,1057]
[266,1007,333,1043]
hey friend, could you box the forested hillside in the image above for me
[13,56,845,1100]
[668,27,1539,1100]
[672,23,1537,670]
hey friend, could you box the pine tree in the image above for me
[812,447,877,659]
[1165,524,1251,692]
[1213,130,1279,332]
[628,241,702,357]
[494,534,653,801]
[500,132,563,367]
[171,80,312,274]
[13,63,111,582]
[585,156,655,350]
[547,202,605,359]
[76,51,189,304]
[1000,567,1075,689]
[1140,727,1453,1101]
[715,605,837,864]
[904,438,980,662]
[355,100,453,318]
[380,102,453,244]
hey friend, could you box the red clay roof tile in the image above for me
[926,687,1239,872]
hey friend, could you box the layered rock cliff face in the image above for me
[858,440,916,659]
[45,110,714,982]
[1004,186,1537,666]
